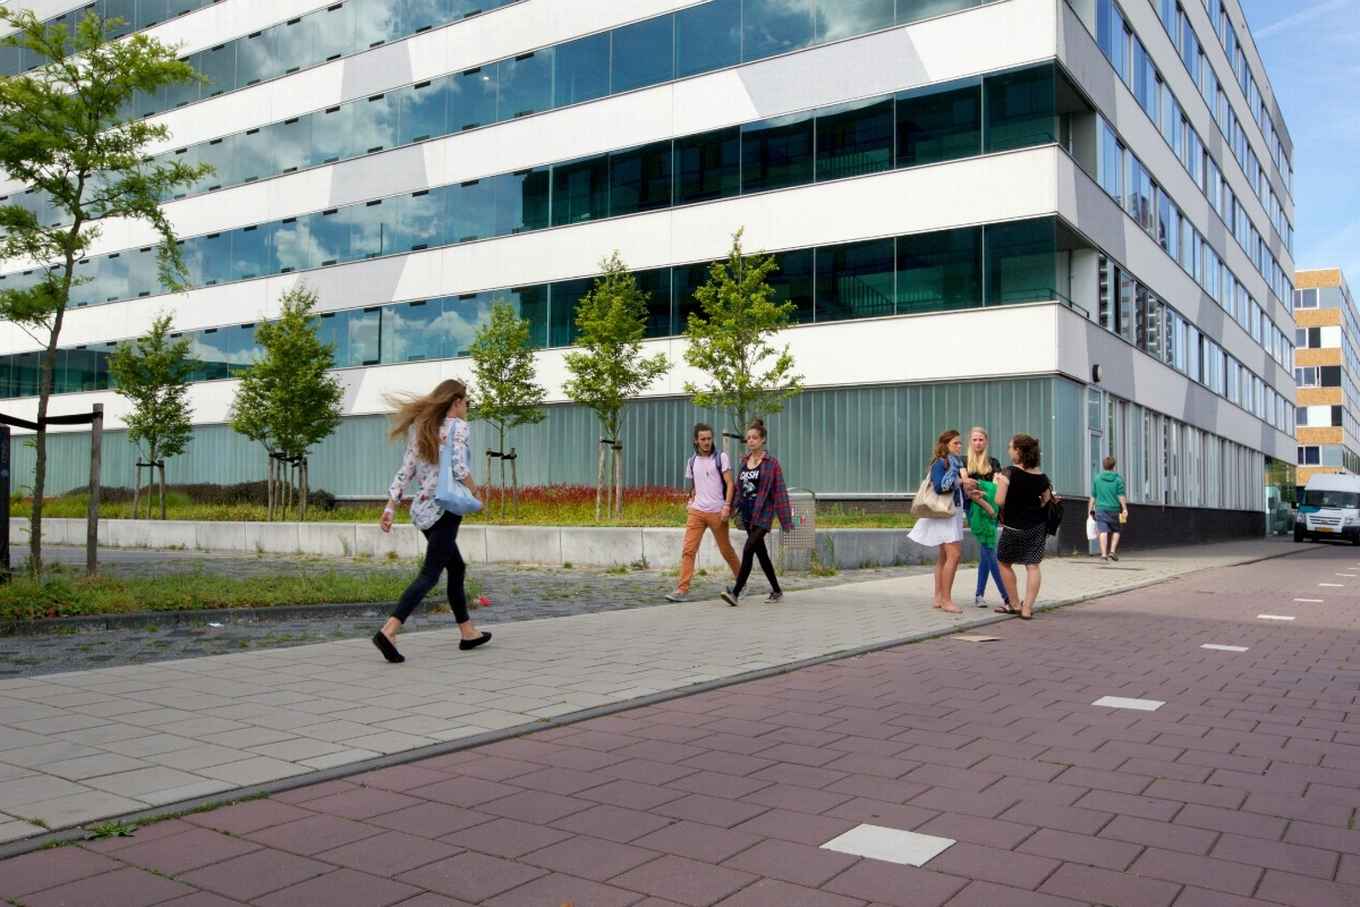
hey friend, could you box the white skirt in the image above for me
[908,510,964,547]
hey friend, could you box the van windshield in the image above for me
[1304,490,1360,509]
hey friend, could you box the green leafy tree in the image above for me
[0,8,208,573]
[229,286,343,521]
[108,314,194,520]
[684,229,804,452]
[468,298,546,515]
[563,252,669,521]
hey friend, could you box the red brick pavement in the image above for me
[4,544,1360,906]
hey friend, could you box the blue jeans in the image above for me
[977,543,1009,603]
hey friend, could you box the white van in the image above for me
[1296,473,1360,545]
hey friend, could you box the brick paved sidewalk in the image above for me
[3,540,1357,905]
[0,539,1303,849]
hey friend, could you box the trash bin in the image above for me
[778,488,817,569]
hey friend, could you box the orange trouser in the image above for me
[677,508,741,593]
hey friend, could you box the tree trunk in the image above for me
[498,426,507,518]
[131,461,141,520]
[158,461,166,521]
[86,404,102,577]
[594,441,606,522]
[301,458,309,522]
[266,455,274,522]
[614,443,624,520]
[511,449,519,517]
[28,341,58,577]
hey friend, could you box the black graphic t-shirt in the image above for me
[738,465,761,503]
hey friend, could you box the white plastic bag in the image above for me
[1085,515,1098,540]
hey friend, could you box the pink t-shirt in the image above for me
[685,451,731,513]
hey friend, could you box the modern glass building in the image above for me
[0,0,1297,540]
[1293,268,1360,488]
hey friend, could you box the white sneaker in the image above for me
[665,591,688,602]
[974,596,987,608]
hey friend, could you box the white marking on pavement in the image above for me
[1257,614,1296,621]
[1295,598,1323,603]
[1092,696,1164,711]
[1320,583,1344,587]
[1201,644,1249,652]
[1337,574,1357,578]
[822,824,955,866]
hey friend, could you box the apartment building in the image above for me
[1294,268,1360,487]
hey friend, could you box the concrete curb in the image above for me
[0,542,1308,860]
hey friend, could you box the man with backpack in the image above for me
[666,423,742,602]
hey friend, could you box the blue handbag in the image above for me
[435,424,482,516]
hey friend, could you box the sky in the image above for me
[1242,0,1360,286]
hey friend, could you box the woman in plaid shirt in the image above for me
[721,419,793,607]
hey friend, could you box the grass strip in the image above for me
[0,570,426,623]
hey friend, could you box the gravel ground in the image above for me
[1,545,934,678]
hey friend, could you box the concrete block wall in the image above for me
[10,518,1011,569]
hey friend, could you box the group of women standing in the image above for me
[908,427,1054,620]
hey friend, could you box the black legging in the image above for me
[732,526,780,597]
[391,511,469,624]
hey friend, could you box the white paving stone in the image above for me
[1257,614,1296,621]
[1092,696,1165,711]
[1200,644,1249,653]
[822,823,955,866]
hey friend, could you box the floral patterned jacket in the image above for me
[385,417,470,530]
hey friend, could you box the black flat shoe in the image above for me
[994,605,1019,615]
[460,631,492,651]
[372,632,404,664]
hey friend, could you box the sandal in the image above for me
[994,605,1020,615]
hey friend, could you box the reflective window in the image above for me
[770,248,815,324]
[676,0,741,79]
[675,127,740,205]
[984,63,1056,153]
[744,0,815,61]
[500,168,551,235]
[549,278,592,347]
[400,0,453,36]
[552,155,609,226]
[610,141,673,217]
[636,268,673,338]
[451,67,498,130]
[985,217,1056,305]
[382,299,445,363]
[499,49,553,120]
[898,0,982,22]
[397,78,450,145]
[448,178,501,243]
[353,91,399,155]
[817,0,895,42]
[672,262,710,334]
[231,224,277,281]
[742,111,814,194]
[311,105,355,166]
[896,77,981,167]
[387,189,448,252]
[553,32,610,108]
[897,226,982,313]
[816,238,895,322]
[504,284,550,348]
[611,15,674,94]
[816,97,893,181]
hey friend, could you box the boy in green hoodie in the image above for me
[1088,456,1128,561]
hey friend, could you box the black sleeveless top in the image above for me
[1001,467,1051,530]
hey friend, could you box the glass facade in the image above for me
[1,62,1074,311]
[0,217,1068,400]
[1,0,1005,225]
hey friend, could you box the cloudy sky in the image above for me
[1243,0,1360,285]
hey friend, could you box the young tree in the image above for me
[0,9,208,573]
[563,252,669,521]
[108,314,194,520]
[229,286,343,521]
[468,298,546,515]
[684,229,805,452]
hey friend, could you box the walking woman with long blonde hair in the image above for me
[372,379,490,663]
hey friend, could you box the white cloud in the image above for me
[1256,0,1356,39]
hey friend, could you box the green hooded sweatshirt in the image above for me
[1091,470,1126,512]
